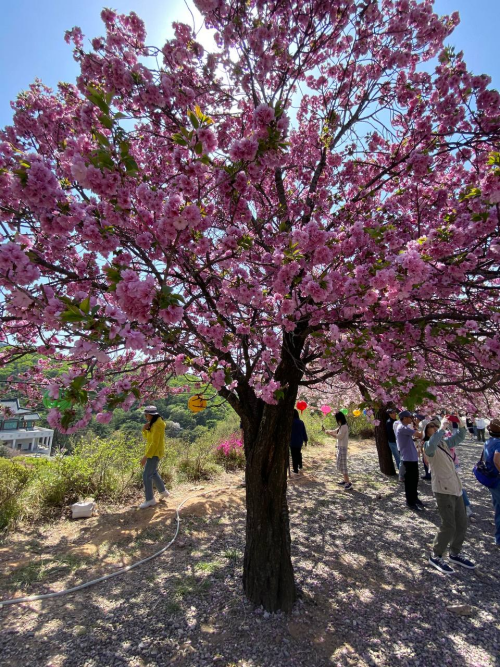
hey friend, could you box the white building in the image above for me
[0,398,54,456]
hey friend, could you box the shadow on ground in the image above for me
[1,437,498,667]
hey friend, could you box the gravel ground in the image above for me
[1,436,499,667]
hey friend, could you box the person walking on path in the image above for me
[139,405,169,509]
[424,416,475,574]
[394,411,423,510]
[386,408,400,471]
[483,418,500,546]
[475,416,487,443]
[326,411,352,490]
[290,409,308,474]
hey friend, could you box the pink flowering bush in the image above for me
[214,433,245,471]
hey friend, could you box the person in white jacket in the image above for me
[424,416,475,574]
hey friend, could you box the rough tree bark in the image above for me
[237,328,306,612]
[242,395,298,612]
[374,406,396,476]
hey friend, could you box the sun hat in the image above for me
[144,405,159,415]
[487,418,500,434]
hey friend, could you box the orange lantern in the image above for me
[188,394,207,413]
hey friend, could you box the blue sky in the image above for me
[0,0,498,128]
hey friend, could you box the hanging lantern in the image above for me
[188,394,207,413]
[320,405,332,416]
[296,400,308,414]
[353,409,362,417]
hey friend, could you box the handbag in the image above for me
[473,451,500,489]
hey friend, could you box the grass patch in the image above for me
[9,561,48,588]
[195,559,223,574]
[223,548,242,561]
[173,575,212,599]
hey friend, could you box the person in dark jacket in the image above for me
[290,409,308,474]
[386,408,400,470]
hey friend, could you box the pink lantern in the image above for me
[320,405,332,416]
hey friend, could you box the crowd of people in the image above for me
[385,409,500,573]
[135,403,500,576]
[291,406,500,574]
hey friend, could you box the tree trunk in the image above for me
[374,406,396,476]
[242,394,298,612]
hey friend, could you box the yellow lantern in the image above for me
[188,394,207,413]
[353,409,361,417]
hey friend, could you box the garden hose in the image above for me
[0,486,231,608]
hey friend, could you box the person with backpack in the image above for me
[483,418,500,546]
[423,416,475,573]
[290,409,308,474]
[139,405,170,509]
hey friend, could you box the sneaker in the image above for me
[421,475,431,480]
[343,482,353,490]
[138,499,157,509]
[415,498,426,508]
[159,490,170,501]
[449,553,476,569]
[337,480,347,485]
[428,555,454,574]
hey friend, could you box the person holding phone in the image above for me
[423,416,475,574]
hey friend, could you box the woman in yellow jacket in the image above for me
[139,405,169,509]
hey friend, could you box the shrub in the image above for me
[0,444,15,459]
[0,458,34,528]
[214,433,245,471]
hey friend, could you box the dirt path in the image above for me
[1,437,499,667]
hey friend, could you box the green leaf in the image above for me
[71,375,87,391]
[60,306,86,324]
[99,114,113,130]
[86,86,110,114]
[79,297,90,314]
[194,142,203,155]
[459,187,481,201]
[172,133,188,147]
[93,131,110,147]
[487,152,500,166]
[122,155,139,174]
[188,110,199,129]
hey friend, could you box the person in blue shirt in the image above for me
[484,418,500,546]
[394,410,423,510]
[290,409,308,474]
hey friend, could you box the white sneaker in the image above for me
[159,490,170,500]
[138,499,157,509]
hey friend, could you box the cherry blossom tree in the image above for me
[1,0,500,611]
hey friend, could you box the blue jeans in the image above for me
[388,441,400,470]
[462,488,470,507]
[490,484,500,545]
[143,456,166,501]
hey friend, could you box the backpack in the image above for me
[473,450,500,489]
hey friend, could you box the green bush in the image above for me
[0,433,145,529]
[0,458,34,528]
[0,409,246,529]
